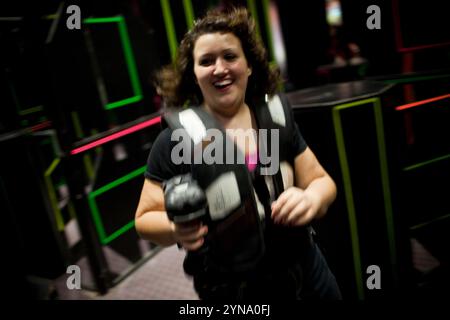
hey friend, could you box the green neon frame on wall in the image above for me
[183,0,195,30]
[161,0,275,63]
[403,153,450,171]
[160,0,178,61]
[332,97,397,300]
[88,166,146,245]
[41,127,68,233]
[160,0,195,61]
[83,16,143,110]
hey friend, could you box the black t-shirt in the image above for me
[145,104,309,279]
[144,127,191,182]
[145,120,307,182]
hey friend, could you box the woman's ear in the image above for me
[247,67,252,76]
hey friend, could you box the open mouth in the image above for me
[213,79,233,91]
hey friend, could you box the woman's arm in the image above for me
[135,178,208,250]
[271,147,337,226]
[135,179,176,246]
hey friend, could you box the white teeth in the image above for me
[214,79,232,87]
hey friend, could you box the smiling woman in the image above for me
[154,6,279,109]
[193,32,252,117]
[135,6,341,301]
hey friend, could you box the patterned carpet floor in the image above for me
[55,245,199,300]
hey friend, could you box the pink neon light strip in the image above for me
[395,94,450,111]
[70,116,161,155]
[31,121,52,132]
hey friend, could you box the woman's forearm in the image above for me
[304,174,337,219]
[135,211,177,246]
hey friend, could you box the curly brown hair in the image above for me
[155,6,281,108]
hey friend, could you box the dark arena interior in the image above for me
[1,0,449,305]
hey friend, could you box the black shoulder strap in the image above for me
[163,106,257,219]
[252,93,293,200]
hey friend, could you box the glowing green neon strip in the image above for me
[43,14,58,20]
[410,213,450,231]
[183,0,195,29]
[161,0,178,61]
[90,166,146,198]
[44,158,65,231]
[332,105,364,300]
[83,155,95,181]
[103,221,135,244]
[104,95,143,110]
[373,99,398,288]
[87,195,107,243]
[247,0,262,40]
[84,16,143,110]
[83,17,122,24]
[403,153,450,171]
[117,18,142,98]
[333,97,398,298]
[261,0,274,62]
[44,158,60,177]
[88,166,146,244]
[18,105,44,116]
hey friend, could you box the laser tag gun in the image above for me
[163,107,266,274]
[163,173,207,224]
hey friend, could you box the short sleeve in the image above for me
[144,128,190,182]
[279,92,307,160]
[291,121,308,159]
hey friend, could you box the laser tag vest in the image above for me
[163,93,309,275]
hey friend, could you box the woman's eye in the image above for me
[199,58,212,66]
[224,54,237,61]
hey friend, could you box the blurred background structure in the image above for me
[1,0,449,300]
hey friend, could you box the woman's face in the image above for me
[193,32,252,115]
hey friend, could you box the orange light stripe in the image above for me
[395,94,450,111]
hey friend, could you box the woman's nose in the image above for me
[213,58,228,76]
